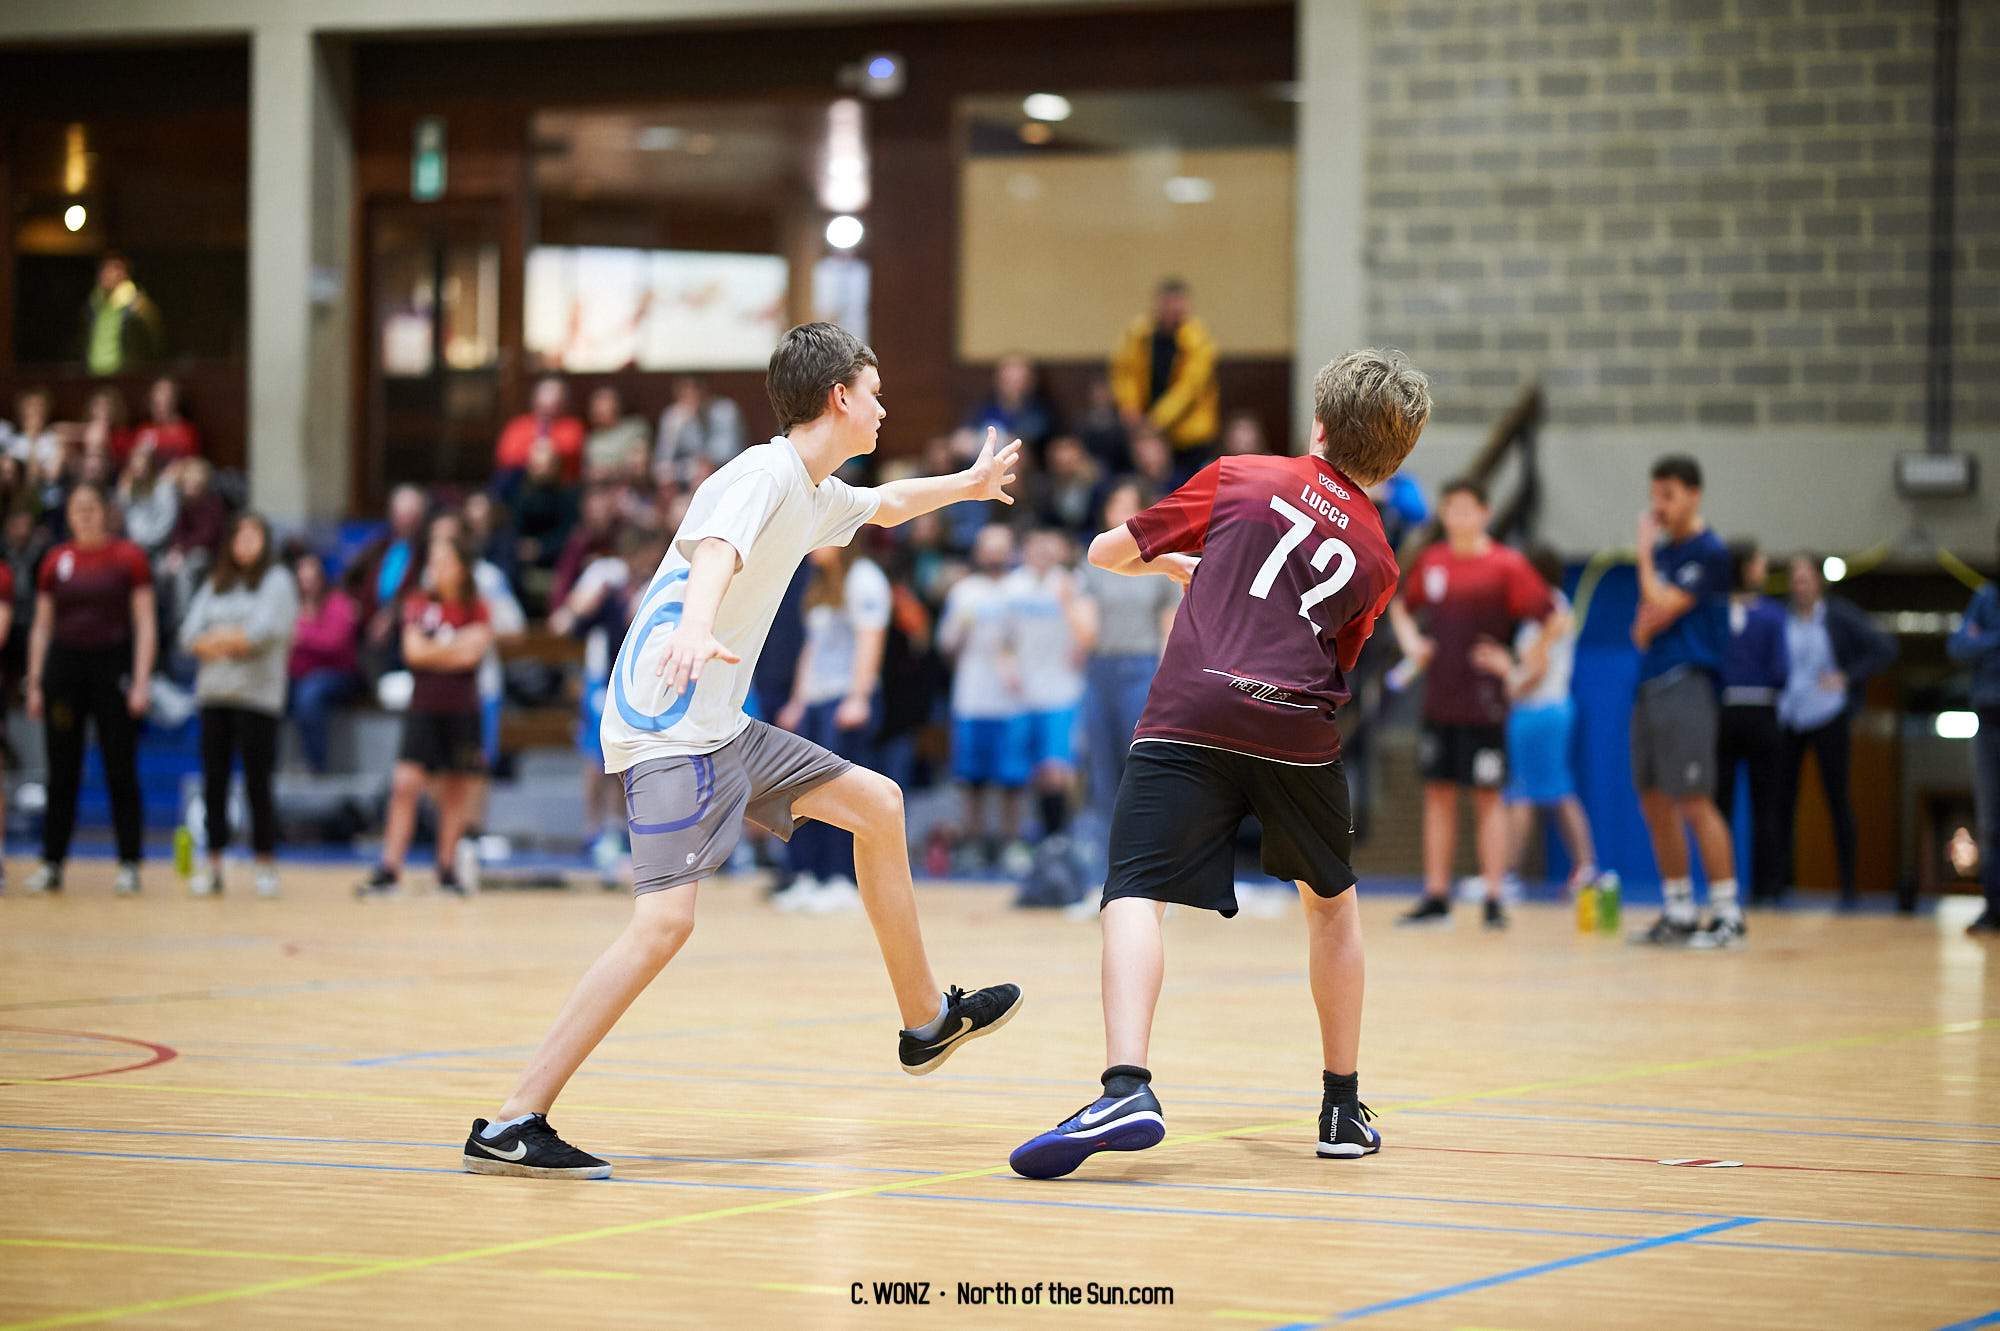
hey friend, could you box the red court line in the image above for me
[1393,1143,2000,1183]
[0,1026,178,1085]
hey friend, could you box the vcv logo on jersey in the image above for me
[611,567,694,733]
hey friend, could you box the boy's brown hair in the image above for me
[1311,349,1430,486]
[766,322,879,432]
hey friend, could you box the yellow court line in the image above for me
[754,1282,841,1295]
[537,1268,640,1281]
[5,1014,1992,1330]
[0,1239,369,1267]
[1212,1312,1321,1322]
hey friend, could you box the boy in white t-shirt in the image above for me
[941,523,1029,868]
[1004,529,1087,845]
[463,323,1025,1180]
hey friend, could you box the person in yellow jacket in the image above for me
[1109,278,1219,470]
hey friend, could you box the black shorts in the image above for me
[1419,721,1508,788]
[398,711,488,775]
[1101,741,1356,918]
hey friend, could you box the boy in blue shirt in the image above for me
[1630,455,1743,947]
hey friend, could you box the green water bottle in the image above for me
[173,825,194,879]
[1595,872,1621,934]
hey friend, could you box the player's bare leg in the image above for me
[1639,787,1689,878]
[1420,780,1458,899]
[1472,788,1508,902]
[1101,896,1168,1067]
[1298,883,1362,1074]
[1554,795,1598,878]
[378,761,424,873]
[498,883,699,1118]
[1679,795,1735,882]
[792,767,942,1028]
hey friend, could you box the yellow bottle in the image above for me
[1575,881,1599,933]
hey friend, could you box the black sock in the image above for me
[1323,1070,1359,1104]
[1038,791,1070,835]
[1102,1064,1151,1098]
[371,864,399,884]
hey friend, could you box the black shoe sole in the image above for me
[901,990,1024,1076]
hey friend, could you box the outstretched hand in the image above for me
[654,624,741,701]
[968,427,1023,505]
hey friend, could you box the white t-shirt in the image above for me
[1511,587,1574,709]
[1005,565,1085,711]
[600,437,878,770]
[800,558,892,705]
[941,572,1022,720]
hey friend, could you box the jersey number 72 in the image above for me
[1247,495,1356,631]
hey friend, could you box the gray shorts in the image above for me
[1630,668,1719,798]
[622,720,853,895]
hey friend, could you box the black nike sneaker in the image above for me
[898,983,1023,1075]
[354,866,402,900]
[1689,915,1746,949]
[1631,914,1697,947]
[1397,896,1451,927]
[462,1115,611,1179]
[1967,910,2000,938]
[1011,1080,1166,1179]
[1317,1098,1380,1159]
[1482,898,1508,930]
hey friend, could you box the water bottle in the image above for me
[1574,880,1599,933]
[173,824,194,879]
[1595,872,1621,934]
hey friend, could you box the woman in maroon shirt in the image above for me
[286,550,363,774]
[24,482,158,894]
[356,533,491,898]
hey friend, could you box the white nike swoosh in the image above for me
[1076,1091,1146,1128]
[480,1140,528,1161]
[921,1017,973,1049]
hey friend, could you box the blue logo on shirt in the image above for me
[611,567,694,733]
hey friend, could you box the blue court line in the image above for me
[1692,1239,2000,1264]
[1497,1098,2000,1133]
[344,1015,889,1066]
[1399,1107,2000,1147]
[1937,1311,2000,1330]
[1262,1218,1761,1328]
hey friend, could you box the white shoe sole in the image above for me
[1316,1135,1382,1159]
[462,1154,611,1180]
[901,990,1024,1076]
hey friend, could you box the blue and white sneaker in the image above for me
[1317,1098,1380,1159]
[1010,1073,1165,1179]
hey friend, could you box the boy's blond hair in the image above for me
[1311,349,1430,486]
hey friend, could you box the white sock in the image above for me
[481,1112,537,1139]
[1710,877,1742,923]
[1663,877,1696,925]
[907,991,952,1040]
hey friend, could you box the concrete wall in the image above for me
[1362,0,1998,555]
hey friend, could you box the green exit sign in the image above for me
[412,116,447,201]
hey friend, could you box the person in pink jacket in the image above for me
[287,549,362,772]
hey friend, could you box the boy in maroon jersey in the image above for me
[1388,480,1555,929]
[1009,350,1430,1179]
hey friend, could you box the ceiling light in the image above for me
[1936,711,1979,740]
[637,126,683,151]
[1022,93,1072,122]
[1822,555,1847,583]
[63,204,86,232]
[1164,176,1215,204]
[826,214,864,250]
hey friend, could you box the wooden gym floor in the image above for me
[1,862,1995,1329]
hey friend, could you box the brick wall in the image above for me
[1360,0,1996,489]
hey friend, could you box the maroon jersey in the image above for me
[40,539,151,650]
[1401,541,1552,726]
[1126,456,1399,764]
[402,593,488,714]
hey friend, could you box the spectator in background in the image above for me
[159,457,226,633]
[460,490,520,602]
[1716,541,1790,905]
[581,385,650,481]
[654,374,744,487]
[1008,527,1088,854]
[1389,479,1555,929]
[179,512,297,899]
[509,436,579,581]
[287,549,362,774]
[550,524,666,886]
[1126,425,1177,505]
[356,532,493,898]
[353,483,430,673]
[1366,470,1431,555]
[941,523,1028,871]
[1074,376,1131,476]
[127,377,200,466]
[900,510,958,612]
[1218,410,1270,457]
[1778,553,1898,910]
[930,432,988,553]
[3,388,63,478]
[425,508,527,773]
[1076,480,1181,833]
[549,483,621,607]
[1038,435,1101,537]
[1109,278,1219,471]
[116,445,178,557]
[71,386,129,465]
[79,252,161,375]
[1948,520,2000,936]
[494,376,584,482]
[24,483,156,895]
[964,354,1057,460]
[773,541,894,914]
